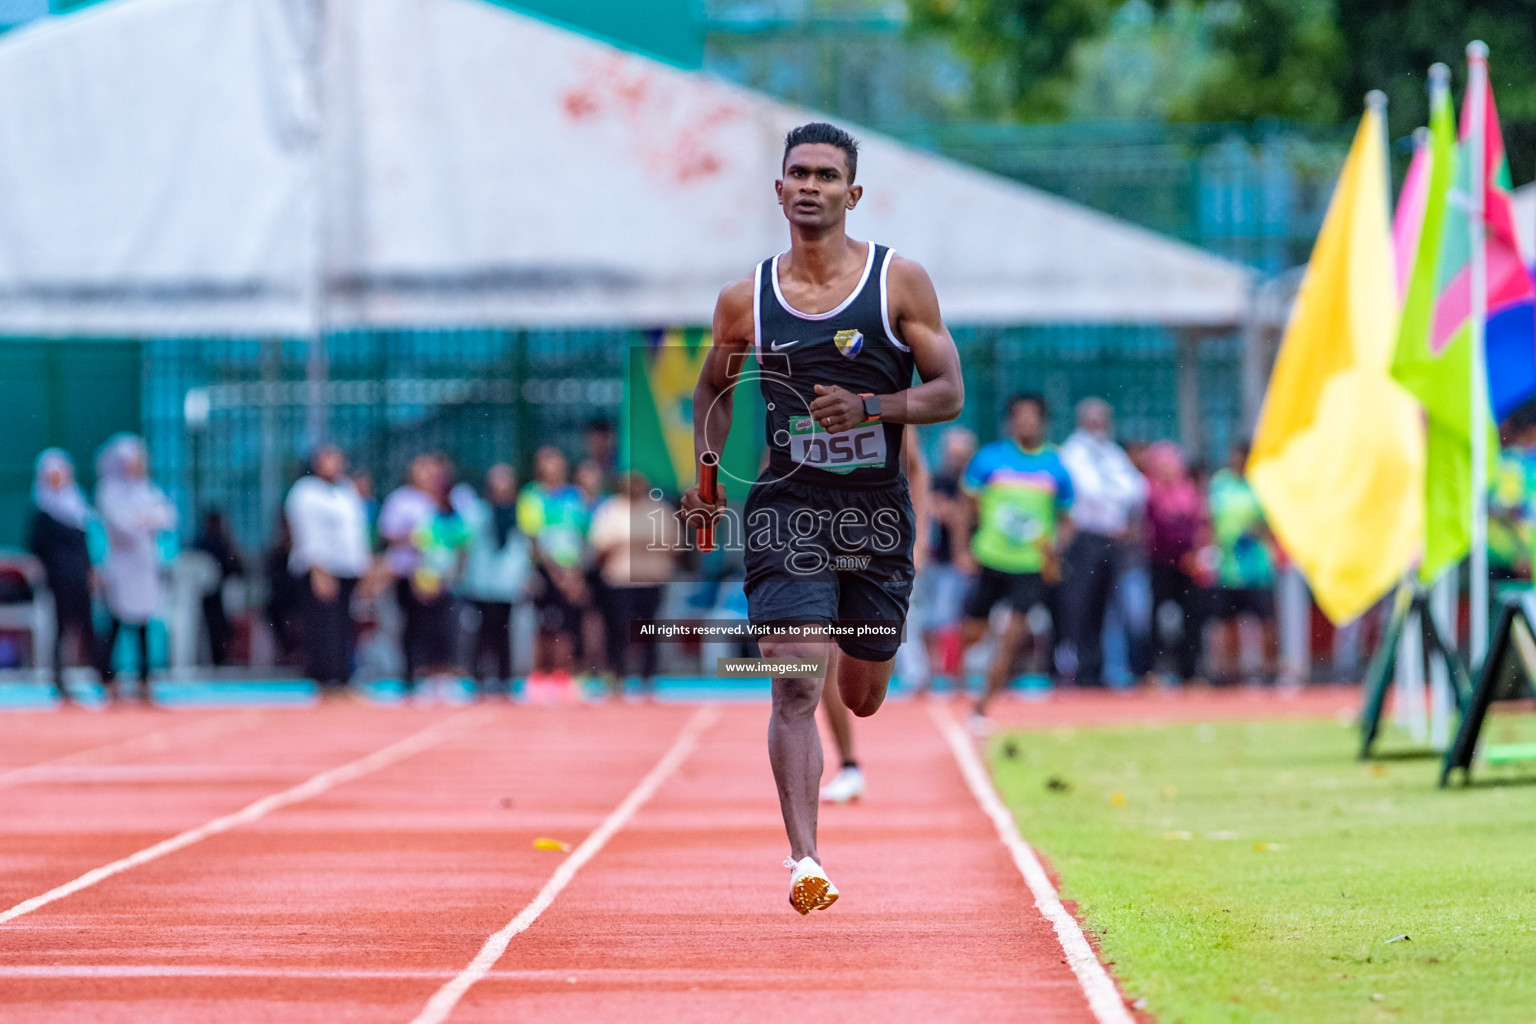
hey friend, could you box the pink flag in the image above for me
[1393,130,1431,298]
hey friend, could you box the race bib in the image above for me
[787,416,887,474]
[994,505,1043,545]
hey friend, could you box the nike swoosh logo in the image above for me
[769,339,801,351]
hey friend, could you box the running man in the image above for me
[683,122,964,914]
[956,393,1073,731]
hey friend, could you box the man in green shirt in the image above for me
[956,393,1073,729]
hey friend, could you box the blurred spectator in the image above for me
[94,434,176,702]
[380,454,468,699]
[1490,415,1536,580]
[1207,442,1277,684]
[351,469,380,544]
[192,509,243,667]
[584,419,618,484]
[459,463,533,698]
[285,446,372,693]
[574,458,612,677]
[923,427,977,689]
[589,472,676,699]
[518,447,590,693]
[1142,442,1209,685]
[264,514,303,664]
[1058,397,1146,687]
[27,449,93,704]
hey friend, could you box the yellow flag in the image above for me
[1248,104,1425,624]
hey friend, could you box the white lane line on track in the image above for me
[930,705,1136,1024]
[0,710,484,926]
[0,712,264,790]
[408,703,720,1024]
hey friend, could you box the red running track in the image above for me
[0,690,1346,1022]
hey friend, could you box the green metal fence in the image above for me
[0,340,141,547]
[3,325,1242,555]
[138,324,1237,554]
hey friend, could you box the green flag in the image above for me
[1390,76,1486,581]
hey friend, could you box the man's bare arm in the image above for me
[684,278,754,514]
[809,255,963,431]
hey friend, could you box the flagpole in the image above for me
[1468,41,1490,668]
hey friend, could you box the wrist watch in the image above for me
[861,394,882,423]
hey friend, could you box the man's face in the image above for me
[487,465,516,504]
[776,144,861,231]
[1011,402,1044,447]
[1081,405,1110,438]
[536,450,567,487]
[942,434,975,471]
[315,447,344,481]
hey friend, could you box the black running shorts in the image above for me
[962,566,1049,621]
[743,476,915,662]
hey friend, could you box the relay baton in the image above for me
[697,451,720,553]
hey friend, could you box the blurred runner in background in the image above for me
[286,445,372,696]
[94,434,177,705]
[955,394,1073,733]
[28,449,94,705]
[820,426,929,803]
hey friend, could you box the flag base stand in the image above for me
[1441,588,1536,786]
[1358,584,1472,760]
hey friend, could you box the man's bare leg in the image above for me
[835,648,895,717]
[819,646,869,804]
[974,610,1029,719]
[820,646,856,765]
[763,638,831,863]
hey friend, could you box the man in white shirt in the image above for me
[1057,398,1147,687]
[285,445,373,693]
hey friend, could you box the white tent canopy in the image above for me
[0,0,1255,337]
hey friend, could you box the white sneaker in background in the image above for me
[819,766,865,804]
[784,856,839,915]
[437,676,472,706]
[966,712,995,738]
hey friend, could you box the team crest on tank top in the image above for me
[752,241,915,486]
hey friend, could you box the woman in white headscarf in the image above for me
[27,449,94,705]
[95,434,177,702]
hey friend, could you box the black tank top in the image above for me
[752,241,915,488]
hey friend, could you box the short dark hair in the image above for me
[1006,392,1048,419]
[783,122,860,183]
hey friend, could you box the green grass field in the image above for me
[991,710,1536,1023]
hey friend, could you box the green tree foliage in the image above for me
[909,0,1127,118]
[1170,0,1344,123]
[913,0,1536,178]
